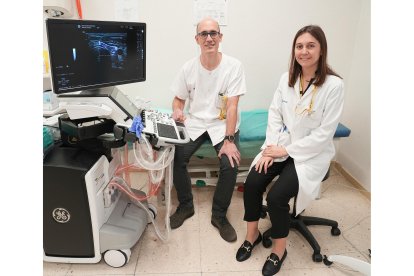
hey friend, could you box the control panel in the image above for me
[141,110,178,139]
[139,110,190,146]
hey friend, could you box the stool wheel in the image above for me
[312,253,323,262]
[331,227,341,236]
[262,237,272,248]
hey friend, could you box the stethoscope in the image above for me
[295,74,318,116]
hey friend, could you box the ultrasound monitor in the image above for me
[46,19,146,94]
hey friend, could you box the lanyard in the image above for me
[296,75,318,115]
[299,74,315,97]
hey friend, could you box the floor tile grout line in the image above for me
[341,219,371,262]
[133,231,144,275]
[326,229,371,263]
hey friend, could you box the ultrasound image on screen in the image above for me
[46,19,146,94]
[86,33,127,69]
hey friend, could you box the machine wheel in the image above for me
[331,227,341,236]
[147,203,157,223]
[312,252,323,262]
[103,249,131,268]
[262,237,272,248]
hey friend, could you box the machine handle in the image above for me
[176,125,190,144]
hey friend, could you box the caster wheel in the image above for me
[331,227,341,236]
[312,253,323,262]
[147,203,157,223]
[262,238,272,248]
[103,249,131,268]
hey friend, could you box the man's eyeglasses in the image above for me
[197,31,220,39]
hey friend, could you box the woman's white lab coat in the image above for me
[251,72,344,215]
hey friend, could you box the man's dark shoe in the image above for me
[211,215,237,242]
[262,250,287,276]
[170,205,195,229]
[236,232,262,262]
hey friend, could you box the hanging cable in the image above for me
[108,138,175,242]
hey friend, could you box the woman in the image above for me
[235,25,344,276]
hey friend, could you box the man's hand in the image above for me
[218,140,240,168]
[172,108,186,122]
[255,156,274,174]
[172,97,186,122]
[262,145,288,159]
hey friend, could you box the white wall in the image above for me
[43,0,371,191]
[76,0,365,110]
[336,0,371,191]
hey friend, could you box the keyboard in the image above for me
[139,109,190,146]
[157,123,178,139]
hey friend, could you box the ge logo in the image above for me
[52,208,71,223]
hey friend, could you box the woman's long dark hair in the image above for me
[288,25,341,87]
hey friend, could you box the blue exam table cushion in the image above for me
[238,109,268,141]
[335,123,351,138]
[240,110,350,139]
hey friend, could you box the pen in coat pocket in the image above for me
[276,124,288,146]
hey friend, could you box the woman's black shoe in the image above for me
[262,250,287,275]
[236,232,262,262]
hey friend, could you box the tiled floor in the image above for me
[44,166,371,275]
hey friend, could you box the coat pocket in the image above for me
[301,108,323,129]
[278,131,291,147]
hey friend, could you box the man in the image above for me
[169,17,247,242]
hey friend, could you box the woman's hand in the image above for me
[262,145,288,159]
[255,156,274,174]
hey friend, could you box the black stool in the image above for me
[261,169,341,262]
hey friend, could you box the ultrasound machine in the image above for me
[43,19,188,267]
